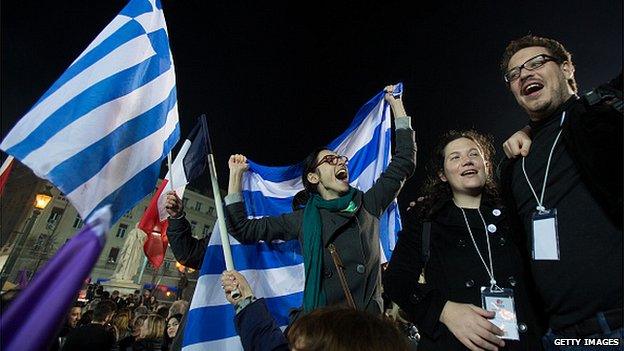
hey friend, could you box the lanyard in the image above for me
[456,204,500,291]
[521,112,567,213]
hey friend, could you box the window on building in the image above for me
[107,247,120,263]
[47,207,65,225]
[32,234,50,252]
[190,221,197,233]
[116,224,128,238]
[123,210,133,219]
[72,214,84,229]
[202,225,211,236]
[207,206,215,216]
[194,201,202,211]
[182,197,189,206]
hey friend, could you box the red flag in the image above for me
[138,179,170,268]
[0,155,14,197]
[137,117,208,268]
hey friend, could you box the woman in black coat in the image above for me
[383,130,543,351]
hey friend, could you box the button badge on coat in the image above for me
[492,209,501,216]
[356,264,365,274]
[518,322,528,333]
[487,224,497,233]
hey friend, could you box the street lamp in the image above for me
[0,185,53,290]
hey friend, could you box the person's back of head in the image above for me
[287,306,410,351]
[141,313,165,341]
[78,310,94,326]
[112,308,132,336]
[93,300,116,323]
[131,314,148,338]
[168,299,189,318]
[134,305,149,318]
[156,304,169,319]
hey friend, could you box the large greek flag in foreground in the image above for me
[0,0,179,226]
[183,84,404,350]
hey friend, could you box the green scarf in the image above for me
[302,187,357,312]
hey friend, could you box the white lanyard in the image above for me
[456,204,500,291]
[521,112,567,213]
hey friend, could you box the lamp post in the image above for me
[0,186,53,290]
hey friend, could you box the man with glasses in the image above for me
[499,35,622,350]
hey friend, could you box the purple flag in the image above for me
[0,207,110,351]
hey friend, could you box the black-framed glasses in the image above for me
[503,54,560,83]
[314,154,348,169]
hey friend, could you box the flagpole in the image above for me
[201,115,240,298]
[136,256,148,285]
[167,152,174,192]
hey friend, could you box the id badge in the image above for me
[531,209,560,260]
[481,287,520,341]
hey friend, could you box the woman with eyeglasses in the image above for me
[222,85,416,320]
[383,130,543,351]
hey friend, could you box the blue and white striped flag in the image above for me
[182,84,404,350]
[0,0,179,226]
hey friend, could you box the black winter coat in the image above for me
[132,338,162,351]
[383,200,543,351]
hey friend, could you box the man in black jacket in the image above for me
[61,300,116,351]
[499,35,622,350]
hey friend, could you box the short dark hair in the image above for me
[93,300,116,322]
[156,305,169,319]
[287,306,409,351]
[500,35,578,93]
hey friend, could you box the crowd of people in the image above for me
[2,34,619,351]
[48,285,190,351]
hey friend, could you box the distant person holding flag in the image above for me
[220,84,416,320]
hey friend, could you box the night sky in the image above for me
[2,0,622,208]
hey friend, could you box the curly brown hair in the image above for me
[500,35,578,93]
[416,130,499,219]
[287,306,409,351]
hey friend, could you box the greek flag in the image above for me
[0,0,179,226]
[182,84,403,350]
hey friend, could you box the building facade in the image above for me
[0,162,217,301]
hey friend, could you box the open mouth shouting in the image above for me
[335,168,349,184]
[522,80,544,97]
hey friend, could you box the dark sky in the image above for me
[2,0,622,208]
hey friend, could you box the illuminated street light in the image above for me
[0,185,54,290]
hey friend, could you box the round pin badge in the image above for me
[487,224,497,233]
[492,209,501,216]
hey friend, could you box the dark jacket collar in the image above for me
[528,95,579,132]
[429,197,504,228]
